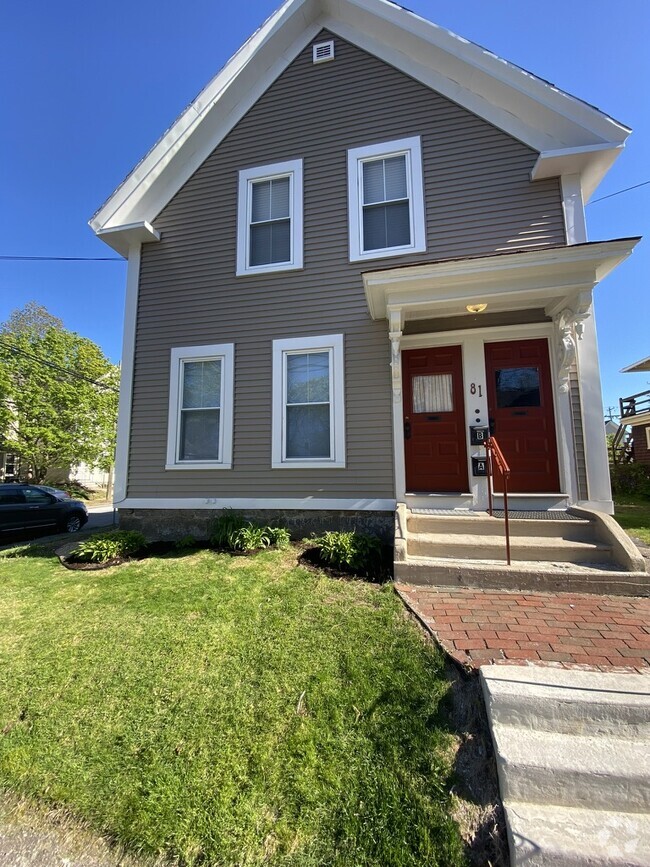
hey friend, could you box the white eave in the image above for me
[96,221,161,257]
[621,355,650,374]
[362,238,640,323]
[89,0,631,243]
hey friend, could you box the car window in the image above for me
[23,488,55,504]
[0,490,25,505]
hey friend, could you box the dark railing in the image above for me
[611,422,633,465]
[619,389,650,419]
[486,436,511,566]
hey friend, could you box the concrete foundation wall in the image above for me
[119,508,395,543]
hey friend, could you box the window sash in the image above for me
[359,151,413,253]
[247,173,293,267]
[176,356,225,464]
[283,348,333,461]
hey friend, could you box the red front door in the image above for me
[403,346,468,493]
[484,338,560,493]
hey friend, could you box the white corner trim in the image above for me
[561,174,587,245]
[112,244,141,505]
[117,497,396,511]
[236,158,304,276]
[271,333,346,469]
[165,343,235,470]
[347,136,425,262]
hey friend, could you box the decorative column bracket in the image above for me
[554,295,591,393]
[388,308,403,404]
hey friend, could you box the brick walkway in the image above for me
[396,584,650,672]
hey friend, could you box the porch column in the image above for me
[388,309,406,504]
[576,307,614,512]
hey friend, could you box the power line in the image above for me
[0,255,124,261]
[0,339,119,392]
[588,180,650,205]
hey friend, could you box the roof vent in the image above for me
[312,40,335,64]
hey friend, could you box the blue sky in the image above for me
[2,0,648,415]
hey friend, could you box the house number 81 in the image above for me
[470,383,483,397]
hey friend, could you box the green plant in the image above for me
[267,526,291,549]
[70,530,147,564]
[231,523,271,551]
[174,535,199,552]
[209,510,248,550]
[312,530,383,574]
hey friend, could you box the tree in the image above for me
[0,302,120,483]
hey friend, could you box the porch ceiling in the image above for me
[362,238,639,326]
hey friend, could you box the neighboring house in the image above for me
[613,356,650,465]
[90,0,639,543]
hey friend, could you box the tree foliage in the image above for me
[0,302,119,482]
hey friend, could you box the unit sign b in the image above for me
[470,425,489,445]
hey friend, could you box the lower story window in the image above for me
[166,343,234,469]
[272,334,345,468]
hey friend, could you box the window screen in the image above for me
[362,154,411,251]
[179,359,222,461]
[250,176,291,266]
[285,351,331,459]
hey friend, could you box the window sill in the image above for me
[236,261,303,277]
[165,463,232,471]
[271,460,346,470]
[350,242,426,264]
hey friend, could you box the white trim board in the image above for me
[90,0,630,242]
[117,497,396,511]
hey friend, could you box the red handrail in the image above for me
[486,436,511,566]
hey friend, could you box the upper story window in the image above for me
[272,334,345,469]
[236,159,303,276]
[347,136,426,262]
[166,344,234,470]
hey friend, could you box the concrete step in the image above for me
[481,666,650,737]
[407,532,612,563]
[395,557,649,595]
[407,512,594,541]
[491,725,650,813]
[503,801,650,866]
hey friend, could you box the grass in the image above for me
[614,495,650,545]
[0,546,465,867]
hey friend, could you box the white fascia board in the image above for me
[90,0,631,240]
[627,411,650,428]
[96,221,161,257]
[621,356,650,373]
[363,238,640,320]
[117,497,396,511]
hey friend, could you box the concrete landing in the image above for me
[480,666,650,866]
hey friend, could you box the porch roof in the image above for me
[362,238,640,327]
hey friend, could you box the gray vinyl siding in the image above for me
[569,363,589,500]
[128,30,566,500]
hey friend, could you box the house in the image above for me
[90,0,640,550]
[613,356,650,465]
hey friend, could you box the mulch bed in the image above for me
[298,546,393,583]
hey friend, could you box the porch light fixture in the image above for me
[466,303,487,314]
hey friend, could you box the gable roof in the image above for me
[90,0,630,255]
[621,356,650,373]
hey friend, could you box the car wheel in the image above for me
[65,514,83,533]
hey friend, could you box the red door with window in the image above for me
[484,339,560,493]
[403,346,468,492]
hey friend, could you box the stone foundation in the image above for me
[118,508,395,544]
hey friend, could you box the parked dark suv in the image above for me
[0,484,88,535]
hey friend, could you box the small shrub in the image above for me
[63,481,93,500]
[268,526,291,549]
[312,530,383,574]
[233,524,272,551]
[610,463,650,498]
[70,530,147,563]
[209,510,248,550]
[174,535,198,552]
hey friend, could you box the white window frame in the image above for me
[347,136,426,262]
[645,426,650,450]
[165,343,234,470]
[236,159,303,276]
[272,334,345,469]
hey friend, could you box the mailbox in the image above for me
[472,455,488,476]
[470,425,489,445]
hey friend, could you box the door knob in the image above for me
[404,420,412,440]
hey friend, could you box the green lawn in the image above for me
[614,496,650,545]
[0,546,465,867]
